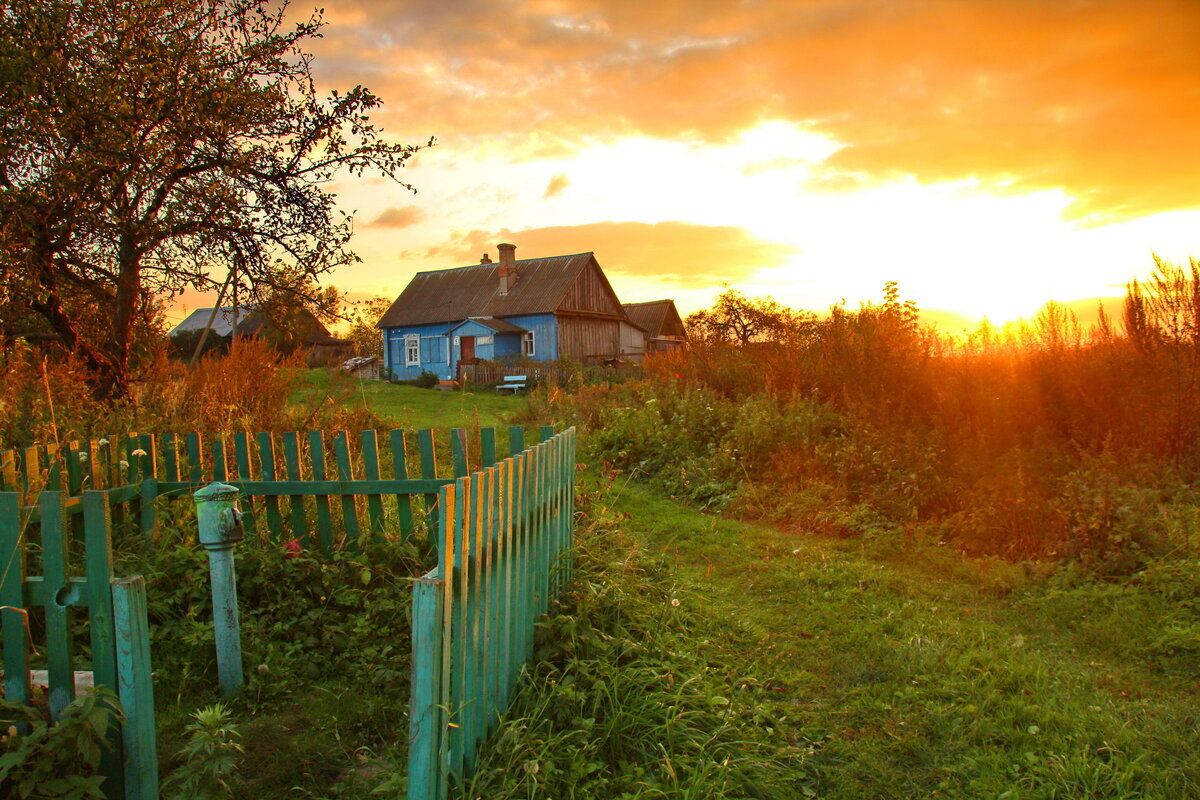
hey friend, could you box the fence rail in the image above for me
[0,426,550,553]
[408,427,575,799]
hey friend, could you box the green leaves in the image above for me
[0,690,121,800]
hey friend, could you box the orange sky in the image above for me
[169,0,1200,332]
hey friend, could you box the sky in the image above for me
[170,0,1200,332]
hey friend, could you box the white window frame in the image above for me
[405,334,420,367]
[522,331,535,357]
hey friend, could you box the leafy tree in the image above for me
[0,0,429,396]
[685,287,811,345]
[343,295,393,358]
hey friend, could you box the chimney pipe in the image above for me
[480,253,492,264]
[497,243,517,295]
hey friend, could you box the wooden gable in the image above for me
[556,256,625,318]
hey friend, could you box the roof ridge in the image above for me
[414,251,595,277]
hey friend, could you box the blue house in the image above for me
[376,243,647,380]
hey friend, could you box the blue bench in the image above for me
[497,375,527,393]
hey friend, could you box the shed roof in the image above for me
[169,306,254,338]
[376,252,598,328]
[622,300,683,339]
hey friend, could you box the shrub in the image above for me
[0,690,122,800]
[413,370,439,389]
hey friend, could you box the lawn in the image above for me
[291,368,527,430]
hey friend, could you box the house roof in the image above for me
[622,300,682,339]
[451,317,528,334]
[376,252,599,328]
[169,306,254,338]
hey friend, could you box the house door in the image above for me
[460,336,475,361]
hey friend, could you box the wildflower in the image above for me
[131,448,147,457]
[284,538,303,558]
[119,460,129,469]
[98,438,109,446]
[670,598,680,607]
[77,452,88,462]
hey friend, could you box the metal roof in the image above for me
[168,306,254,338]
[376,252,597,328]
[622,300,680,339]
[454,317,528,334]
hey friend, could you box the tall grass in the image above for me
[0,338,384,449]
[540,257,1200,566]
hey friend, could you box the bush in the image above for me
[0,691,122,800]
[413,370,439,389]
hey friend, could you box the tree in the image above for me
[343,295,393,359]
[0,0,430,396]
[684,287,811,345]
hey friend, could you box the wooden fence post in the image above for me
[112,575,159,800]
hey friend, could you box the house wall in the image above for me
[499,314,558,362]
[619,321,645,356]
[558,316,620,361]
[383,323,453,380]
[384,314,560,380]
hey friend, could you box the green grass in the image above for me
[594,474,1200,799]
[291,368,527,430]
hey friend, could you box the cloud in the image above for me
[306,0,1200,220]
[367,205,426,228]
[543,173,571,198]
[412,221,796,283]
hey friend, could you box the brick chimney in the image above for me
[497,243,517,295]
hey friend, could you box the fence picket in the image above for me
[232,433,257,539]
[211,436,227,483]
[40,492,75,720]
[360,431,386,540]
[418,429,439,536]
[84,490,124,799]
[333,431,360,549]
[162,433,179,484]
[308,432,335,552]
[481,428,496,468]
[451,428,468,478]
[137,434,157,537]
[112,575,159,800]
[256,433,284,542]
[185,433,203,485]
[390,430,415,541]
[282,432,306,548]
[0,492,31,706]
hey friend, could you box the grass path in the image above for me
[606,476,1200,799]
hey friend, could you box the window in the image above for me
[405,334,420,366]
[522,331,535,357]
[477,335,493,346]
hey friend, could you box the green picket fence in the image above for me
[0,490,157,800]
[1,425,576,799]
[408,427,576,799]
[0,426,549,553]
